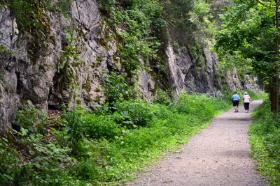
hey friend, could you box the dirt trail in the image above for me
[127,100,267,186]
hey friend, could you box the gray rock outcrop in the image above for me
[0,1,112,131]
[0,7,19,132]
[0,1,245,132]
[165,42,239,97]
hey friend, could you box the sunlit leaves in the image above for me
[215,0,278,85]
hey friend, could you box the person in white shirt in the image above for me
[243,92,251,113]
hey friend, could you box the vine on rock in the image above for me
[56,29,82,108]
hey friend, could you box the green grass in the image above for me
[1,93,230,185]
[249,102,280,186]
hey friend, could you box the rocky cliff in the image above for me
[0,0,242,132]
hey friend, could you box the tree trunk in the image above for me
[272,0,280,113]
[270,76,279,112]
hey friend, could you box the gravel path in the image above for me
[127,100,267,186]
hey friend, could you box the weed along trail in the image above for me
[128,101,267,186]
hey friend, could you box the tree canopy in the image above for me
[215,0,280,112]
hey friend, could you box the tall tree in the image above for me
[215,0,280,112]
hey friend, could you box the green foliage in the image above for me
[163,0,214,47]
[16,101,47,132]
[17,135,72,185]
[8,102,78,185]
[98,0,116,13]
[1,94,230,184]
[218,51,254,80]
[0,45,14,82]
[113,100,154,128]
[62,108,121,153]
[56,30,81,105]
[103,72,134,104]
[246,90,268,100]
[0,138,20,185]
[173,93,230,123]
[8,0,51,61]
[189,0,215,43]
[101,0,165,75]
[154,89,172,105]
[8,0,72,29]
[162,0,194,44]
[9,0,50,32]
[74,157,100,180]
[72,139,112,182]
[57,0,73,17]
[58,30,80,84]
[64,94,230,184]
[0,45,14,60]
[0,132,74,185]
[62,109,85,146]
[215,1,279,86]
[7,0,73,62]
[81,114,121,139]
[250,102,280,185]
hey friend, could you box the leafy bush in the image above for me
[174,93,214,115]
[74,158,100,180]
[151,104,174,120]
[0,138,20,185]
[173,93,230,123]
[63,109,121,141]
[16,136,73,185]
[73,138,110,183]
[94,103,112,115]
[16,102,47,132]
[154,89,172,105]
[0,133,74,185]
[113,101,154,128]
[82,115,121,139]
[103,72,134,104]
[63,109,85,146]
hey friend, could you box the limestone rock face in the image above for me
[138,70,155,101]
[166,43,185,96]
[244,75,260,91]
[165,43,239,96]
[226,68,242,91]
[0,1,244,131]
[0,7,19,132]
[0,1,112,131]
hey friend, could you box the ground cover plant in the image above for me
[0,93,230,185]
[249,102,280,186]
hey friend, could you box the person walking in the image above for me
[243,92,251,113]
[231,92,240,112]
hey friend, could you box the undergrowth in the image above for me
[249,102,280,186]
[0,93,230,185]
